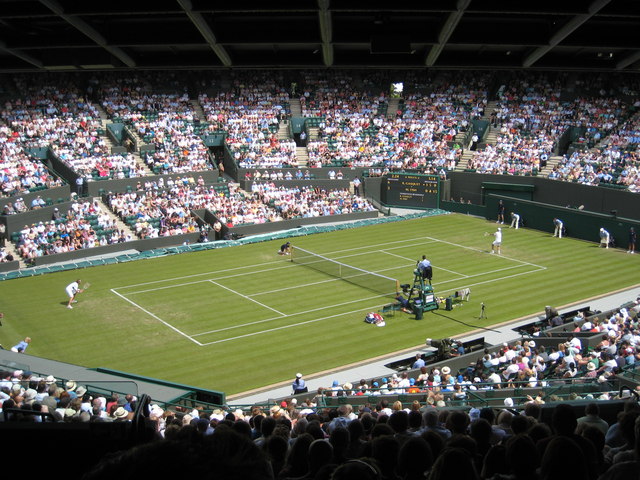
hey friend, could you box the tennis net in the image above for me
[291,246,399,297]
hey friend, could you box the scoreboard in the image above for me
[382,173,440,208]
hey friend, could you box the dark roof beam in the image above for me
[522,0,611,68]
[426,0,471,67]
[318,0,333,66]
[177,0,232,67]
[39,0,136,68]
[616,50,640,70]
[0,39,43,68]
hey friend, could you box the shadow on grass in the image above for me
[431,310,501,333]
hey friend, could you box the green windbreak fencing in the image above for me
[485,194,640,248]
[0,210,449,281]
[441,200,487,217]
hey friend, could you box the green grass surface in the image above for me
[1,213,638,396]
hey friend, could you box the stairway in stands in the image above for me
[289,98,310,167]
[454,100,500,172]
[289,97,302,117]
[96,196,137,238]
[93,104,153,176]
[4,242,27,269]
[539,156,563,177]
[190,99,207,123]
[386,98,400,119]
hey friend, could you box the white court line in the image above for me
[196,264,544,337]
[320,236,439,257]
[436,267,546,294]
[193,290,390,337]
[435,263,545,287]
[380,250,468,278]
[199,302,393,346]
[198,266,548,344]
[112,233,547,344]
[110,289,203,346]
[124,265,295,295]
[113,236,436,291]
[113,258,298,290]
[252,262,537,299]
[425,236,546,269]
[208,280,286,316]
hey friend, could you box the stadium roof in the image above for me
[1,0,640,73]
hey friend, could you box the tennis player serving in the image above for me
[65,279,85,309]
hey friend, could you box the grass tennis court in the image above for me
[1,213,638,396]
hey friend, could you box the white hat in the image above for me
[587,362,596,371]
[296,373,302,378]
[113,407,128,419]
[504,397,514,407]
[24,388,37,401]
[441,366,451,375]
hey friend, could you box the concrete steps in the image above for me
[296,147,308,167]
[482,99,499,122]
[540,155,563,177]
[456,150,475,171]
[386,98,400,119]
[3,242,28,269]
[277,121,289,140]
[96,196,137,238]
[308,126,319,141]
[484,126,498,145]
[190,99,207,123]
[289,98,302,116]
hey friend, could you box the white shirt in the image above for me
[494,230,502,243]
[66,281,79,296]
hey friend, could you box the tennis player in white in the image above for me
[66,279,84,309]
[491,228,502,255]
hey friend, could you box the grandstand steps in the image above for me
[456,150,475,171]
[483,126,498,145]
[308,126,319,141]
[296,147,309,167]
[482,100,499,122]
[276,121,289,140]
[190,100,207,123]
[540,155,563,177]
[4,242,28,269]
[386,98,400,119]
[96,196,137,238]
[289,98,302,117]
[133,151,154,176]
[94,103,110,122]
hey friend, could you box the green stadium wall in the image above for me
[449,172,640,219]
[485,194,640,248]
